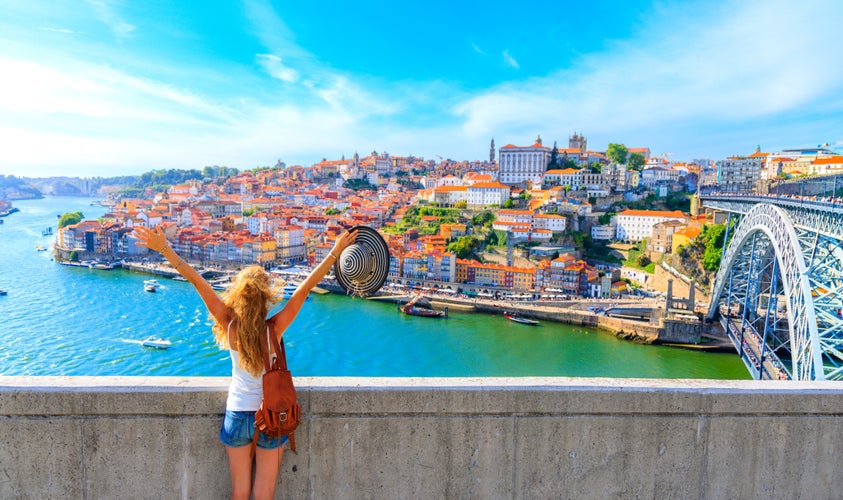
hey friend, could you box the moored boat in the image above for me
[504,312,539,325]
[42,227,53,236]
[144,279,160,292]
[0,289,7,296]
[141,336,171,348]
[402,304,447,318]
[35,245,47,251]
[400,295,447,318]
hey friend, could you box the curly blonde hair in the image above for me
[212,265,279,377]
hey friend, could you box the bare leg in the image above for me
[225,445,254,500]
[253,445,284,500]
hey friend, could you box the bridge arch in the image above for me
[707,203,824,380]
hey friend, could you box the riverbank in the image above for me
[350,285,666,344]
[73,257,707,350]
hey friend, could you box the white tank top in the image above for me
[225,321,266,411]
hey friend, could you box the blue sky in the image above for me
[1,0,842,177]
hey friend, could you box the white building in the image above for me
[499,136,549,186]
[466,182,509,208]
[640,167,681,188]
[615,209,688,242]
[591,225,615,241]
[543,168,583,189]
[717,151,766,192]
[533,214,566,232]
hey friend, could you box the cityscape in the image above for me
[2,1,843,497]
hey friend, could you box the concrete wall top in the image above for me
[3,376,843,417]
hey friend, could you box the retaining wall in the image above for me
[1,377,841,499]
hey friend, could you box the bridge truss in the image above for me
[705,202,843,380]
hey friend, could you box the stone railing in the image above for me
[1,377,841,499]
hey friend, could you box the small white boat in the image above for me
[0,289,7,296]
[504,313,539,325]
[35,245,47,252]
[281,282,298,299]
[144,279,160,292]
[141,336,171,349]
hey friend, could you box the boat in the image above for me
[144,279,160,293]
[141,336,171,349]
[89,261,117,270]
[400,295,447,318]
[172,276,187,281]
[281,282,298,299]
[504,312,539,325]
[42,227,53,236]
[0,289,7,296]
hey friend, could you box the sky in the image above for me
[1,0,842,178]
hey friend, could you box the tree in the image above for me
[607,143,629,165]
[503,198,514,208]
[454,200,467,209]
[702,224,727,271]
[560,157,578,169]
[637,254,651,268]
[589,162,602,173]
[628,152,645,171]
[58,212,84,228]
[547,142,560,170]
[447,236,480,259]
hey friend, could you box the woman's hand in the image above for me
[133,225,169,253]
[331,229,358,257]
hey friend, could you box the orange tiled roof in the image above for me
[618,209,687,218]
[811,155,843,165]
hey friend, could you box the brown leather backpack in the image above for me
[253,327,300,453]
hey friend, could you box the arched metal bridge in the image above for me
[701,194,843,380]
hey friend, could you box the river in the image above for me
[0,196,749,379]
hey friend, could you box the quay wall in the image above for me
[3,377,841,499]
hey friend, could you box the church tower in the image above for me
[569,132,587,153]
[490,138,495,163]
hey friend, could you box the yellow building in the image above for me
[671,225,702,254]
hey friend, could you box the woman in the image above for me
[133,225,357,500]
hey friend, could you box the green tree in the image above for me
[560,157,578,169]
[547,142,560,170]
[454,200,467,209]
[58,211,84,228]
[637,254,651,267]
[627,152,645,171]
[69,251,79,262]
[588,162,602,173]
[447,236,480,259]
[598,211,615,225]
[503,198,514,208]
[702,224,727,271]
[607,143,629,165]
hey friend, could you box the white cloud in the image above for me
[471,43,485,55]
[85,0,135,40]
[502,50,519,69]
[455,0,843,157]
[256,54,299,83]
[39,27,84,35]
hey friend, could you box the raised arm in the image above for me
[133,225,230,326]
[269,229,358,342]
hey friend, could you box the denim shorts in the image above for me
[220,410,289,450]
